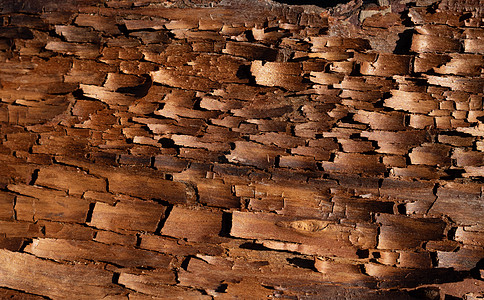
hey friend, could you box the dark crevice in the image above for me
[85,202,96,223]
[287,257,317,272]
[29,169,39,185]
[219,212,232,237]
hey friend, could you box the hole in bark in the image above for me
[215,284,228,293]
[85,203,96,223]
[158,138,178,149]
[219,212,232,237]
[356,249,369,259]
[180,256,191,271]
[112,273,120,284]
[239,242,271,251]
[29,169,39,185]
[287,257,317,271]
[397,204,406,214]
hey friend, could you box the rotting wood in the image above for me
[0,0,483,298]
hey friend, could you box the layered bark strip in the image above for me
[0,0,483,298]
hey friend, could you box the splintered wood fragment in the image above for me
[0,249,124,299]
[89,199,165,232]
[160,207,224,243]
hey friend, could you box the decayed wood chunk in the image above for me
[89,199,165,233]
[0,249,125,299]
[139,234,223,257]
[161,207,224,243]
[9,184,90,223]
[429,182,483,225]
[105,170,189,204]
[35,165,105,195]
[376,214,446,249]
[226,141,285,169]
[360,54,411,77]
[252,60,303,86]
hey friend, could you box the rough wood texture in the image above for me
[0,0,483,299]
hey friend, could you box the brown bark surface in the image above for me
[0,0,483,298]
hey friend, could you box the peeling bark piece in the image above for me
[9,184,90,223]
[411,34,461,53]
[315,258,376,285]
[354,110,405,131]
[55,25,101,43]
[452,149,484,167]
[25,238,172,268]
[360,54,411,76]
[226,141,284,169]
[89,199,165,233]
[437,246,484,271]
[231,211,367,258]
[384,90,438,114]
[0,249,124,299]
[414,53,452,73]
[0,192,14,220]
[80,84,136,106]
[455,227,484,247]
[197,179,239,208]
[251,61,305,91]
[106,171,188,204]
[365,263,459,288]
[38,220,95,240]
[279,155,317,170]
[376,214,446,249]
[45,41,100,59]
[95,230,137,246]
[397,251,432,269]
[171,135,230,152]
[75,14,120,34]
[380,179,436,214]
[0,221,42,238]
[35,165,105,195]
[250,132,304,149]
[160,207,223,243]
[151,68,219,91]
[408,143,451,167]
[321,153,386,175]
[433,54,483,76]
[429,182,483,225]
[223,41,278,61]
